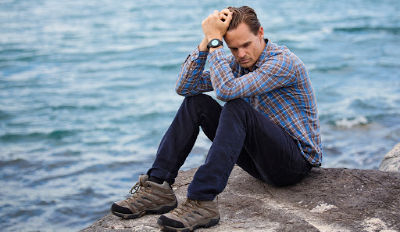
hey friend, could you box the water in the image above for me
[1,0,399,231]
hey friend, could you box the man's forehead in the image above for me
[225,34,252,48]
[225,39,251,49]
[224,23,255,47]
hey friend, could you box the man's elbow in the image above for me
[175,84,191,96]
[175,86,197,97]
[175,86,185,96]
[215,89,232,102]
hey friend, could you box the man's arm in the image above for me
[175,37,237,97]
[202,9,231,53]
[201,9,296,101]
[208,49,297,101]
[198,37,208,52]
[175,9,234,97]
[175,37,214,96]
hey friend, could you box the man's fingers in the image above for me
[213,10,219,17]
[225,12,233,23]
[220,8,231,16]
[228,12,233,19]
[219,13,228,22]
[219,10,232,23]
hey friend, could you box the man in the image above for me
[111,6,322,232]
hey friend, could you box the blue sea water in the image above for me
[0,0,399,231]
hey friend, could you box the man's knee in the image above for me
[184,94,213,106]
[223,98,249,113]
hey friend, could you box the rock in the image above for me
[82,166,400,232]
[379,142,400,172]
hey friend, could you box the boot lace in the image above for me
[129,182,140,194]
[125,182,149,202]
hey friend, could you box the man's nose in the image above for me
[238,48,246,58]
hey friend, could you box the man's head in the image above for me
[223,6,265,69]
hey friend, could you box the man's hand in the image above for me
[201,9,233,42]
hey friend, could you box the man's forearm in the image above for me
[199,37,209,52]
[175,45,213,96]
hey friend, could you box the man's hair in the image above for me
[227,6,261,35]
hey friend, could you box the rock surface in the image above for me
[82,166,400,232]
[379,143,400,172]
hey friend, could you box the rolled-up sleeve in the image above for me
[175,47,214,96]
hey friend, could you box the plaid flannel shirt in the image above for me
[175,39,322,166]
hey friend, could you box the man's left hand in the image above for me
[201,9,233,41]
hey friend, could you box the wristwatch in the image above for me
[207,39,223,49]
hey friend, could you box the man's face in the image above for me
[224,23,265,69]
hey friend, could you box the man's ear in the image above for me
[258,26,264,40]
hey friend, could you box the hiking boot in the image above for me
[111,175,177,219]
[157,198,220,232]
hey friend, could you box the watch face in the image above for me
[208,39,222,49]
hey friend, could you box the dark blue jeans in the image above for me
[148,94,311,201]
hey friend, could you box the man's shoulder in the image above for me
[268,42,293,57]
[257,42,294,68]
[267,42,305,66]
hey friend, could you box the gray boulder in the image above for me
[379,142,400,172]
[82,166,400,232]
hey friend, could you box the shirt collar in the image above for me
[253,38,270,70]
[242,39,269,73]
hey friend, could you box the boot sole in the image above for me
[157,217,220,232]
[111,201,178,219]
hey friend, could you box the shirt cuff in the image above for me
[182,47,207,66]
[198,49,209,59]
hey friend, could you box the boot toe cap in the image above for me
[111,203,132,214]
[157,215,185,228]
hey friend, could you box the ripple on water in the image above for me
[7,208,45,220]
[62,187,108,202]
[334,116,369,129]
[0,158,32,169]
[0,129,80,142]
[29,160,143,187]
[51,150,81,157]
[0,110,12,120]
[333,26,400,35]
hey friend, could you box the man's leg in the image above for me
[158,98,311,231]
[111,94,222,219]
[187,98,312,200]
[148,94,222,184]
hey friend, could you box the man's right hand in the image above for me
[201,9,232,41]
[199,9,232,52]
